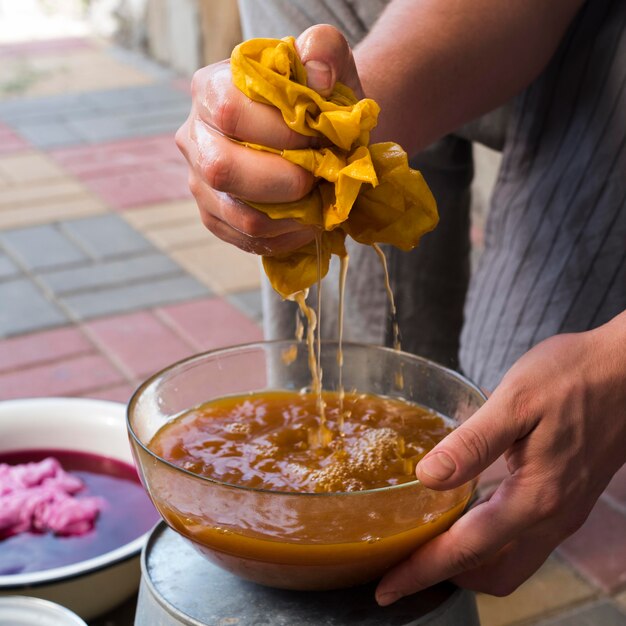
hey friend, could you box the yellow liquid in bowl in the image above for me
[147,390,470,589]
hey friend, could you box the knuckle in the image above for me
[530,483,563,521]
[203,153,234,192]
[198,208,213,231]
[454,425,491,468]
[499,367,542,434]
[535,499,560,523]
[195,62,241,136]
[239,210,269,238]
[508,385,538,430]
[450,541,484,573]
[215,93,242,138]
[188,173,202,198]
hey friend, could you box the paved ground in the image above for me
[0,36,624,626]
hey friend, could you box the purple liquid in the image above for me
[0,449,159,576]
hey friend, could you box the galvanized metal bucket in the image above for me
[135,523,480,626]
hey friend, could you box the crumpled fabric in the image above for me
[231,36,438,299]
[0,458,103,538]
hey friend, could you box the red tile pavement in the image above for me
[156,296,263,352]
[557,497,626,594]
[0,326,94,373]
[0,354,125,399]
[50,135,190,210]
[52,135,182,177]
[87,168,191,210]
[0,299,262,402]
[0,123,30,155]
[0,37,93,58]
[85,310,195,380]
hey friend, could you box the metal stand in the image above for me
[135,522,480,626]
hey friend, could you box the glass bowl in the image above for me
[127,341,486,591]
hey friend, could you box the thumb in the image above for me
[296,24,363,98]
[415,388,532,490]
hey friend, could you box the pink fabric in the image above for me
[0,458,104,537]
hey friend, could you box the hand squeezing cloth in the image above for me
[230,37,439,299]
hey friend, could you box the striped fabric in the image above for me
[460,0,626,389]
[237,0,626,391]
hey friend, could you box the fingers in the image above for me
[177,110,317,254]
[182,118,315,204]
[191,61,314,150]
[176,25,362,256]
[296,24,363,97]
[200,209,315,256]
[375,475,552,604]
[376,329,626,605]
[415,383,537,490]
[193,26,362,148]
[189,174,315,255]
[176,89,317,253]
[450,532,558,595]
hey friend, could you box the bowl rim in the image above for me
[0,397,152,589]
[127,339,487,498]
[0,536,145,589]
[0,595,88,625]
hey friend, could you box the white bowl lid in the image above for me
[0,596,87,625]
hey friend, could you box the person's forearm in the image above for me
[355,0,584,152]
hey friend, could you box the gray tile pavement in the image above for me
[64,101,189,144]
[80,83,189,109]
[60,214,154,260]
[13,122,83,150]
[62,274,209,319]
[0,224,88,270]
[0,95,86,122]
[0,278,68,337]
[0,253,19,280]
[37,254,182,294]
[0,84,189,122]
[0,215,211,330]
[0,83,190,149]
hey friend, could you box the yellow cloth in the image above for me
[230,36,438,299]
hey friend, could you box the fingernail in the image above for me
[418,452,456,481]
[305,60,332,92]
[376,591,401,607]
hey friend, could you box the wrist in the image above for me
[588,311,626,463]
[591,310,626,367]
